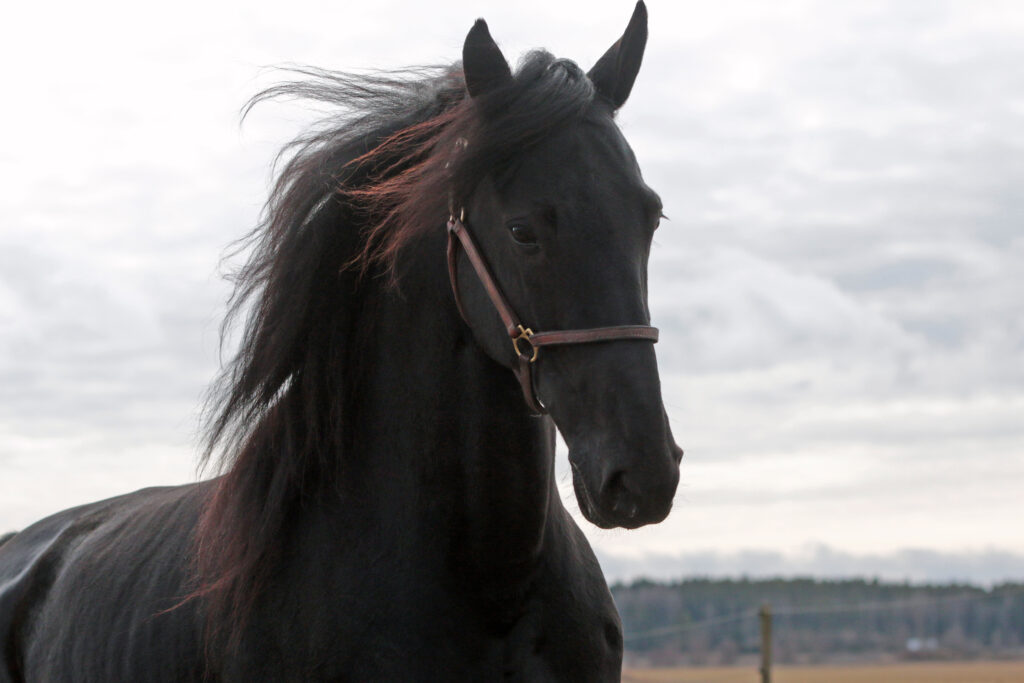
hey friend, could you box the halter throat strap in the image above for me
[446,215,659,415]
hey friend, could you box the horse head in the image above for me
[449,2,681,530]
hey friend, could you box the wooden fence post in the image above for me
[759,604,772,683]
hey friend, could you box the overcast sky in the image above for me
[2,0,1022,584]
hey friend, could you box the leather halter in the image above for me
[446,212,659,414]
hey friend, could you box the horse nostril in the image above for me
[599,462,677,527]
[672,445,684,465]
[602,470,638,519]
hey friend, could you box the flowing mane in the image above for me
[193,52,598,640]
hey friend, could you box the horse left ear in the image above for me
[587,1,648,110]
[463,19,513,97]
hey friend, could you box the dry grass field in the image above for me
[623,661,1024,683]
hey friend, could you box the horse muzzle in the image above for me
[570,440,681,529]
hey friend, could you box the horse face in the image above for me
[456,3,681,530]
[461,115,680,529]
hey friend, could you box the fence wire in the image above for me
[625,610,759,644]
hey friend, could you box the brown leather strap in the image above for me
[448,218,521,338]
[531,326,659,347]
[514,356,542,415]
[446,216,658,415]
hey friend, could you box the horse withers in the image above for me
[0,3,681,680]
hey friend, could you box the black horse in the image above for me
[0,3,681,680]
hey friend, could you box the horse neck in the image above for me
[344,230,557,580]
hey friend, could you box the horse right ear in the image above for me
[463,19,513,97]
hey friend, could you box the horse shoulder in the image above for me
[501,509,623,682]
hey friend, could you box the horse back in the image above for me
[0,484,208,682]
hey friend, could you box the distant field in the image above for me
[623,661,1024,683]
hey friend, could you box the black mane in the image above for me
[195,51,598,637]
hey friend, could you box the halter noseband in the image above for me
[446,211,659,415]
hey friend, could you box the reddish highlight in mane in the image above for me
[342,108,463,275]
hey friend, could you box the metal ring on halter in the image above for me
[448,204,466,224]
[512,325,538,363]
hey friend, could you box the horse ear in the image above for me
[463,19,513,97]
[587,1,648,110]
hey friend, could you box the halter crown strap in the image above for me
[446,215,659,414]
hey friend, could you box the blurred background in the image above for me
[2,0,1023,672]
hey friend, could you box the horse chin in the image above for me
[570,462,649,531]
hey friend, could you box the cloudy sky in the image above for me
[2,0,1022,585]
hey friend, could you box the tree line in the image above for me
[611,577,1024,667]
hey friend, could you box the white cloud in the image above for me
[1,0,1022,583]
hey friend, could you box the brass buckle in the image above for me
[512,325,538,363]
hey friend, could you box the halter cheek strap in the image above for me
[446,214,659,415]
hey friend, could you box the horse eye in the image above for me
[509,224,537,245]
